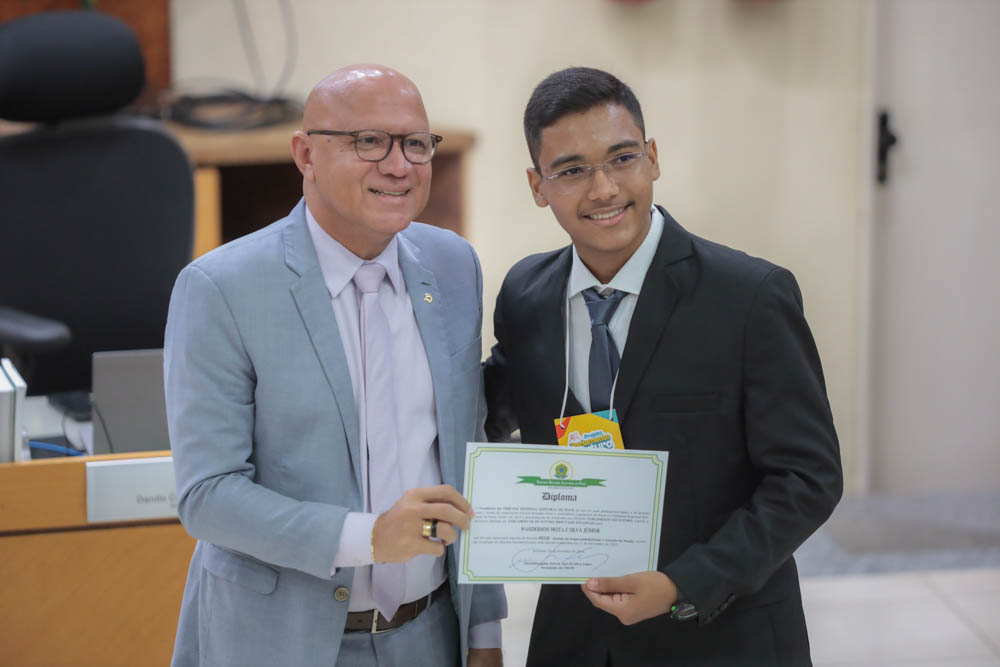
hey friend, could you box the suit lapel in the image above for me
[283,203,362,490]
[396,235,458,486]
[614,207,693,425]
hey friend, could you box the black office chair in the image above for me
[0,10,194,399]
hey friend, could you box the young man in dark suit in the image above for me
[484,67,842,666]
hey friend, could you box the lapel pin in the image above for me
[424,293,433,304]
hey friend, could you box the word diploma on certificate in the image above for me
[458,443,668,584]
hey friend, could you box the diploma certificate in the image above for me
[458,443,668,584]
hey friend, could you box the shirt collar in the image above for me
[568,206,664,298]
[305,205,404,298]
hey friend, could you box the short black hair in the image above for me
[524,67,645,171]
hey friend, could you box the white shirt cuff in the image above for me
[331,512,377,573]
[468,620,502,649]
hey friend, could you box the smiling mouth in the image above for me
[583,203,630,220]
[369,188,409,196]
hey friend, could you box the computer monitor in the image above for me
[91,349,170,455]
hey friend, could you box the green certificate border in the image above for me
[460,445,667,583]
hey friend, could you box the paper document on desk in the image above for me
[1,359,27,462]
[0,365,14,463]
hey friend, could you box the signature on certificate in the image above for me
[510,544,610,573]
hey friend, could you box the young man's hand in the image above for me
[580,571,678,625]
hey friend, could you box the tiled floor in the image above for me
[499,568,1000,667]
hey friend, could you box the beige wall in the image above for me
[171,0,868,493]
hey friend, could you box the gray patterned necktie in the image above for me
[582,287,626,413]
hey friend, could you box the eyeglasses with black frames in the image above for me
[540,146,649,192]
[305,129,443,164]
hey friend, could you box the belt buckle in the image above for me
[369,591,433,634]
[371,610,390,634]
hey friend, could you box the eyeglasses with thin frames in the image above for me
[305,129,443,164]
[539,146,649,192]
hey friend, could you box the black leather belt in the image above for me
[344,582,448,634]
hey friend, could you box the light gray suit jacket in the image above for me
[165,200,506,667]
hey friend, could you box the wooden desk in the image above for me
[167,122,475,258]
[0,452,194,667]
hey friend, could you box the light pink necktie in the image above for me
[354,262,406,621]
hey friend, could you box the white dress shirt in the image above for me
[566,207,664,414]
[306,208,499,647]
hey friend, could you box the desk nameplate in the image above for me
[85,457,178,523]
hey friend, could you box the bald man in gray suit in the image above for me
[165,65,506,667]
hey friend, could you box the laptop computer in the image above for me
[91,349,170,455]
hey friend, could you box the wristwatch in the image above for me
[669,594,698,622]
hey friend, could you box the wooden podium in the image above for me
[0,452,194,667]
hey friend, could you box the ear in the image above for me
[291,131,315,181]
[527,167,548,208]
[646,137,661,182]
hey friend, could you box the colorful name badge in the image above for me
[553,410,624,450]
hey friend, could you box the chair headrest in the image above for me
[0,10,145,123]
